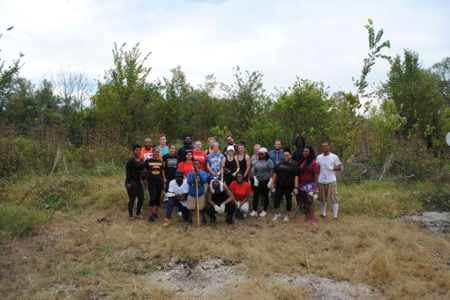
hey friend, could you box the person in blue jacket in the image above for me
[187,160,208,225]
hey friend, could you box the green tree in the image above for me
[220,66,266,140]
[0,26,24,122]
[431,56,450,107]
[92,43,153,141]
[272,78,330,146]
[383,50,444,146]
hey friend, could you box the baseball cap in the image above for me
[259,147,268,153]
[174,170,184,177]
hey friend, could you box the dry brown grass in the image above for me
[1,197,450,300]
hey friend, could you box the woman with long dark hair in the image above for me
[296,146,319,226]
[125,144,145,221]
[163,144,181,189]
[177,150,194,179]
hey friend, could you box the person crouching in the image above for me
[205,177,236,225]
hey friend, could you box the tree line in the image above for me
[1,20,449,178]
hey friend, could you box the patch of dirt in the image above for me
[149,257,242,295]
[150,258,381,299]
[276,274,382,300]
[407,211,450,233]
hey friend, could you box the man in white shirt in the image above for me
[316,142,342,220]
[163,170,189,227]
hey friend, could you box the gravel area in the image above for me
[407,211,450,233]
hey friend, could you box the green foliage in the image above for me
[431,56,450,107]
[383,50,444,146]
[340,181,421,218]
[92,43,154,142]
[407,181,450,211]
[273,78,330,147]
[0,202,50,239]
[355,19,392,98]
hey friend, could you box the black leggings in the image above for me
[126,179,144,217]
[252,178,270,211]
[148,184,163,207]
[274,185,293,212]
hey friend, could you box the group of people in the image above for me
[124,134,342,227]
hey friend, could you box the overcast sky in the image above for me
[1,0,449,97]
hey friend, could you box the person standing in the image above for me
[206,142,224,180]
[297,146,320,226]
[229,172,252,218]
[125,145,145,221]
[222,145,239,186]
[162,144,181,190]
[186,160,208,225]
[223,135,239,154]
[177,150,195,178]
[249,147,274,217]
[236,143,251,181]
[177,135,195,161]
[292,136,306,212]
[192,141,207,171]
[205,137,216,155]
[271,148,299,222]
[316,142,342,220]
[158,134,169,157]
[163,170,189,227]
[140,138,153,161]
[292,136,306,163]
[205,177,236,225]
[268,140,283,165]
[144,147,166,223]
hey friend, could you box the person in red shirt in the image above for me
[295,146,319,226]
[229,172,252,218]
[177,150,194,178]
[192,141,207,171]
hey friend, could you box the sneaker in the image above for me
[300,216,309,222]
[242,213,247,219]
[202,218,207,226]
[178,211,182,216]
[187,219,193,226]
[272,213,281,221]
[311,220,317,226]
[334,217,338,221]
[259,211,267,217]
[226,216,234,225]
[153,214,159,219]
[148,216,155,223]
[283,215,289,222]
[249,211,257,217]
[320,214,326,218]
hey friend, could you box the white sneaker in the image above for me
[178,212,182,216]
[249,211,257,217]
[259,211,267,217]
[272,213,281,221]
[242,213,247,218]
[283,215,289,222]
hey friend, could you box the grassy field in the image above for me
[1,171,449,299]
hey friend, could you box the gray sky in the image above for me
[1,0,449,96]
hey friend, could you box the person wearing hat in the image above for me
[205,177,236,225]
[163,170,190,227]
[222,145,240,186]
[249,147,274,217]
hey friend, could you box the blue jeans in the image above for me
[166,198,189,221]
